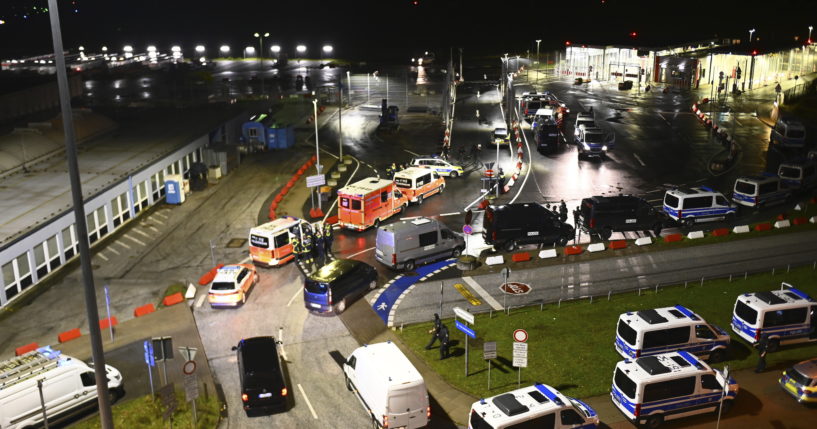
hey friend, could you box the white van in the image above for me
[0,346,123,429]
[662,186,737,226]
[732,174,790,209]
[611,351,738,429]
[615,305,731,363]
[468,383,599,429]
[770,118,806,148]
[393,167,445,204]
[343,341,429,429]
[731,284,817,351]
[778,160,817,190]
[375,217,464,271]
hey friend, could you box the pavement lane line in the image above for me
[134,229,151,238]
[286,286,304,307]
[439,212,461,216]
[97,252,109,261]
[124,234,146,246]
[107,246,121,255]
[347,246,374,258]
[647,198,663,203]
[154,211,168,220]
[148,226,161,233]
[462,276,503,310]
[151,218,165,225]
[658,112,672,126]
[297,383,319,420]
[404,149,420,156]
[195,294,207,308]
[116,241,131,250]
[633,153,646,167]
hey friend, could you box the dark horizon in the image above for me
[1,0,814,62]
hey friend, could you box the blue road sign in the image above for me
[144,340,155,367]
[455,320,476,339]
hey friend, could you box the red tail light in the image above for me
[492,230,497,241]
[678,209,682,219]
[281,387,288,397]
[589,217,595,228]
[427,406,431,418]
[241,393,248,402]
[383,415,389,428]
[392,253,397,265]
[634,403,641,417]
[329,290,333,306]
[755,329,760,341]
[635,349,641,358]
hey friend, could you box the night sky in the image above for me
[1,0,815,61]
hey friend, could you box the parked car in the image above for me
[232,336,289,415]
[579,195,665,240]
[410,155,464,177]
[304,259,377,314]
[491,128,510,145]
[208,264,259,307]
[778,358,817,404]
[375,217,464,271]
[483,203,574,252]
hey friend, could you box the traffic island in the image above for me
[456,255,479,271]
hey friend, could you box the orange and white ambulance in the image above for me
[393,167,445,204]
[248,217,312,267]
[338,178,409,231]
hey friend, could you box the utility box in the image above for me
[165,174,186,204]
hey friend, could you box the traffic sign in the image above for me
[143,340,155,367]
[159,383,177,420]
[183,360,197,375]
[513,342,528,368]
[184,374,199,402]
[453,306,475,325]
[513,356,528,368]
[463,224,473,235]
[455,320,476,339]
[152,337,174,362]
[178,346,198,362]
[483,342,497,360]
[513,329,528,343]
[306,174,326,187]
[500,282,531,295]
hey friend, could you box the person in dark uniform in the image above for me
[322,222,334,257]
[439,324,450,360]
[559,200,568,223]
[425,313,442,350]
[755,335,769,373]
[301,230,314,266]
[314,225,325,264]
[292,236,304,261]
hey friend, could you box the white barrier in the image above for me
[810,216,817,224]
[185,283,197,299]
[733,225,751,234]
[538,249,558,259]
[587,243,605,253]
[774,219,791,229]
[485,255,505,266]
[794,203,804,211]
[687,230,705,239]
[635,237,653,246]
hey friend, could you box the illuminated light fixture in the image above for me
[101,46,108,52]
[123,45,133,53]
[271,45,281,53]
[245,46,255,54]
[322,45,333,53]
[78,46,85,51]
[195,45,205,53]
[296,44,307,53]
[220,45,230,53]
[147,45,157,53]
[171,45,181,53]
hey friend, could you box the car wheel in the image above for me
[652,223,663,236]
[766,338,780,352]
[335,299,347,314]
[558,236,569,246]
[719,400,734,415]
[241,293,247,305]
[683,218,695,228]
[725,212,736,222]
[374,218,381,228]
[417,195,424,205]
[601,227,613,241]
[708,349,725,363]
[641,414,663,429]
[368,279,377,290]
[504,240,517,252]
[404,260,416,271]
[438,186,444,194]
[451,247,462,258]
[345,375,353,391]
[450,171,459,178]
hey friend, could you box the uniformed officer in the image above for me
[292,236,304,261]
[314,224,325,264]
[322,222,334,256]
[439,324,450,360]
[755,335,769,373]
[425,313,442,350]
[559,200,568,223]
[391,163,398,178]
[301,230,314,266]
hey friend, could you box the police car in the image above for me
[411,156,465,178]
[208,264,259,307]
[662,186,737,227]
[615,305,731,363]
[492,128,511,145]
[611,351,738,429]
[779,358,817,403]
[730,284,817,351]
[469,383,599,429]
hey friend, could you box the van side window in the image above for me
[81,371,96,386]
[507,412,555,429]
[419,231,438,247]
[700,374,721,390]
[419,174,430,186]
[715,196,727,206]
[683,196,713,209]
[763,307,807,327]
[642,376,696,402]
[561,408,585,425]
[273,233,289,248]
[695,325,716,339]
[381,191,389,203]
[346,355,356,369]
[759,181,778,194]
[236,268,248,283]
[643,327,690,348]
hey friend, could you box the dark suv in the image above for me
[579,195,665,240]
[232,336,289,416]
[483,203,574,252]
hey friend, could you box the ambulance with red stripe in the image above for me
[393,167,445,204]
[248,217,311,267]
[338,178,408,231]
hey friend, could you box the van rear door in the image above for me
[388,385,429,429]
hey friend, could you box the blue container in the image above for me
[165,178,184,204]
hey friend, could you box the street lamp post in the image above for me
[254,32,269,93]
[535,39,542,84]
[749,28,756,44]
[346,70,352,107]
[312,99,322,212]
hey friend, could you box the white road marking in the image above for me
[462,276,504,310]
[154,211,168,220]
[124,234,146,246]
[195,294,207,308]
[107,246,121,255]
[633,153,646,167]
[658,112,672,126]
[116,241,131,250]
[439,212,461,217]
[286,286,304,307]
[97,252,109,261]
[403,149,420,156]
[134,229,151,238]
[151,218,165,226]
[347,246,375,258]
[647,198,663,203]
[148,226,160,233]
[297,383,319,420]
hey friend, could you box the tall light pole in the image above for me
[749,28,756,44]
[535,39,542,84]
[47,1,113,427]
[312,99,322,212]
[254,32,269,93]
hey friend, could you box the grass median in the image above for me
[72,390,221,429]
[396,265,817,400]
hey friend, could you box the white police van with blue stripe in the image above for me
[732,173,790,209]
[731,283,817,351]
[615,305,730,363]
[468,383,599,429]
[662,186,737,227]
[611,351,738,429]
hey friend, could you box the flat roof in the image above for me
[0,105,245,249]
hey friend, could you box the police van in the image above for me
[394,167,445,204]
[731,174,790,209]
[468,383,599,429]
[615,305,730,363]
[662,186,737,227]
[730,284,817,351]
[778,159,817,190]
[611,351,738,429]
[770,118,807,148]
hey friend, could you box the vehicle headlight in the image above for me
[602,145,608,151]
[582,143,590,150]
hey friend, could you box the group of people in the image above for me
[291,221,334,267]
[385,162,410,179]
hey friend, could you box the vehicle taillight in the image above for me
[383,415,389,428]
[755,329,760,341]
[427,406,431,418]
[329,290,333,306]
[241,393,248,402]
[634,403,641,417]
[281,387,288,397]
[392,253,397,265]
[492,230,496,241]
[589,217,595,228]
[635,349,641,358]
[677,209,682,219]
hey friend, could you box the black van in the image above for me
[579,195,665,240]
[303,259,377,314]
[483,203,574,252]
[232,336,288,416]
[535,123,562,154]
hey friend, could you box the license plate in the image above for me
[310,303,322,309]
[258,393,272,398]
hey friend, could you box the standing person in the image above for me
[755,335,769,373]
[292,235,304,261]
[441,144,450,160]
[425,313,442,350]
[322,221,334,258]
[314,223,325,265]
[439,324,450,360]
[573,207,581,243]
[302,229,314,266]
[559,200,568,223]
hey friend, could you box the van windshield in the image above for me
[617,320,637,345]
[469,410,494,429]
[734,300,758,324]
[664,194,679,209]
[305,280,328,294]
[388,386,425,413]
[614,368,637,399]
[734,181,756,195]
[779,166,801,179]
